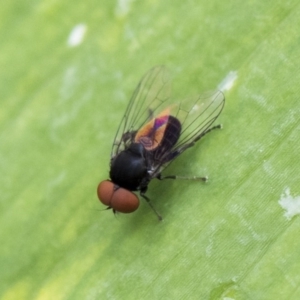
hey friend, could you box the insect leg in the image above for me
[157,174,208,182]
[194,124,222,143]
[140,190,163,221]
[169,124,222,159]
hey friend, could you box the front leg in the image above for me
[140,187,162,221]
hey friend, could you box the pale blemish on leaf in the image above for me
[217,71,238,92]
[67,24,87,47]
[278,188,300,220]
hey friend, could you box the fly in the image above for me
[97,66,225,220]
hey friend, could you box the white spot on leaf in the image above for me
[67,24,87,47]
[279,188,300,220]
[218,71,238,92]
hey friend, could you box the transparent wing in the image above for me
[111,66,172,158]
[174,90,225,148]
[151,90,225,173]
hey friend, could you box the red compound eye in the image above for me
[97,181,139,213]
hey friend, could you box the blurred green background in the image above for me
[1,0,300,299]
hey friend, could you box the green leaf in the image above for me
[1,0,300,299]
